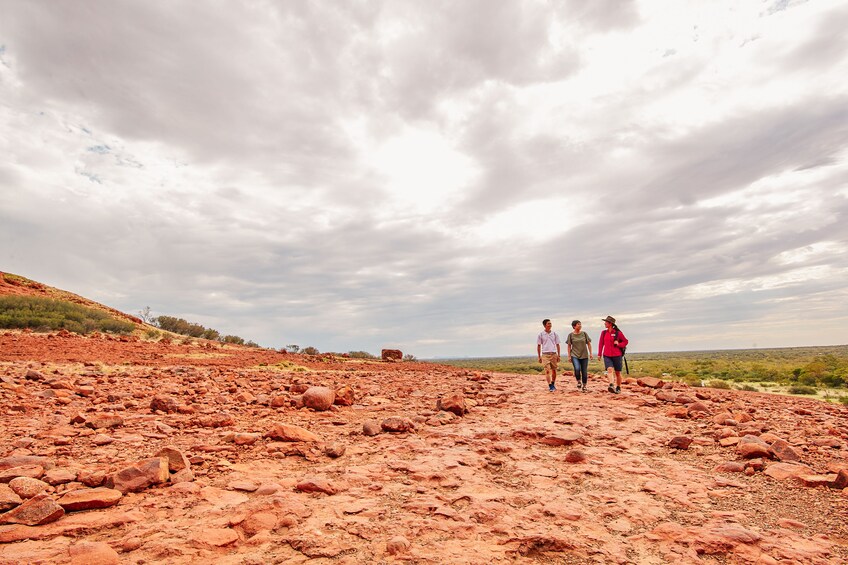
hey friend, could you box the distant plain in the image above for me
[433,345,848,403]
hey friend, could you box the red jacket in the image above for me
[598,329,628,357]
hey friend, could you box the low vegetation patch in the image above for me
[0,295,135,335]
[787,385,818,395]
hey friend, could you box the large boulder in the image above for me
[334,385,355,406]
[302,386,335,411]
[381,349,402,362]
[437,393,468,416]
[105,457,170,493]
[0,492,64,525]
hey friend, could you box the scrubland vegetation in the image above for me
[438,345,848,403]
[0,296,135,334]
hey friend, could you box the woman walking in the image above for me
[597,315,628,394]
[566,320,592,392]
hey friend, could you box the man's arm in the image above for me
[537,343,542,362]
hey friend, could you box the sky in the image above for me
[1,0,847,358]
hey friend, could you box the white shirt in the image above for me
[537,331,560,353]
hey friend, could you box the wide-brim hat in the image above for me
[602,315,616,324]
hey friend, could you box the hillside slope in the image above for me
[0,271,143,326]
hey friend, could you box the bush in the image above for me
[839,396,848,405]
[706,379,731,389]
[0,295,134,335]
[787,385,817,395]
[348,351,377,359]
[736,384,758,392]
[302,346,319,355]
[144,328,162,340]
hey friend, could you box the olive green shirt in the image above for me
[566,331,592,359]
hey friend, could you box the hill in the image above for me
[0,271,144,328]
[0,282,846,563]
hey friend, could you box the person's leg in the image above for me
[604,356,616,392]
[579,358,589,387]
[572,357,582,388]
[613,356,623,391]
[550,358,558,389]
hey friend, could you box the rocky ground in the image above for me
[1,330,846,564]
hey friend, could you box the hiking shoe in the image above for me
[576,381,582,390]
[548,383,555,392]
[615,386,621,394]
[582,383,588,392]
[608,383,616,394]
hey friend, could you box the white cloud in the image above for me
[2,0,847,356]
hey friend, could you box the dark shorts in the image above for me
[603,355,623,372]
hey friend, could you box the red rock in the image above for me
[745,458,766,471]
[665,406,689,418]
[381,349,402,362]
[69,541,120,565]
[0,483,23,511]
[154,446,191,472]
[84,413,124,430]
[8,477,49,499]
[322,442,346,458]
[234,390,255,403]
[797,474,836,488]
[0,465,45,483]
[386,535,411,555]
[239,511,277,536]
[687,401,710,414]
[362,420,381,436]
[719,437,740,447]
[769,439,802,462]
[43,469,77,486]
[334,385,355,406]
[265,423,321,442]
[197,413,235,428]
[149,395,179,413]
[655,390,677,402]
[714,461,746,473]
[57,487,122,511]
[296,478,338,495]
[637,377,664,388]
[540,431,583,446]
[831,469,848,490]
[105,457,169,493]
[763,462,813,481]
[191,527,239,547]
[564,450,587,463]
[270,395,288,407]
[0,493,64,525]
[77,469,106,487]
[737,436,771,459]
[302,386,335,411]
[668,436,693,450]
[436,393,468,416]
[381,417,414,433]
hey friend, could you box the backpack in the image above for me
[605,328,627,355]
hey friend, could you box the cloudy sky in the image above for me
[2,0,847,358]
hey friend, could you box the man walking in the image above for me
[537,319,561,392]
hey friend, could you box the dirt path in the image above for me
[1,332,846,564]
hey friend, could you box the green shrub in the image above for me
[348,351,377,359]
[0,295,134,335]
[707,379,731,389]
[839,396,848,405]
[145,328,162,339]
[787,385,817,395]
[736,384,758,392]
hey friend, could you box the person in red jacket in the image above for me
[597,315,628,394]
